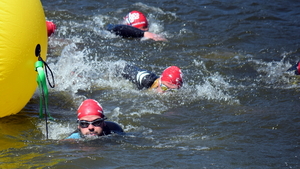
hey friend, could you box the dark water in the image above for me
[1,0,300,168]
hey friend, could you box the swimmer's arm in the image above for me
[107,24,167,41]
[121,64,159,90]
[107,24,144,38]
[143,32,167,41]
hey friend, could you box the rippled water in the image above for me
[1,0,300,168]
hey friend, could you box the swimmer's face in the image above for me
[155,80,179,93]
[78,115,104,137]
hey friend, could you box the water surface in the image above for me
[1,0,299,168]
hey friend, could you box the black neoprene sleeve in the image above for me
[106,24,145,38]
[121,64,159,90]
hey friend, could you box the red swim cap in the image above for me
[124,11,148,29]
[77,99,104,119]
[297,61,300,75]
[46,21,56,37]
[161,66,183,88]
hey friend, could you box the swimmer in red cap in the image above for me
[106,11,167,41]
[155,66,183,92]
[124,10,149,31]
[121,64,183,93]
[46,21,56,37]
[287,61,300,75]
[65,99,124,139]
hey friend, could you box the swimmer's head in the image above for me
[77,99,105,120]
[46,21,56,37]
[161,66,183,89]
[124,11,148,31]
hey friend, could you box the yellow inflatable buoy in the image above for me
[0,0,48,118]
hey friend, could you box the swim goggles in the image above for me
[78,118,106,128]
[160,83,177,92]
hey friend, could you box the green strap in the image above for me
[35,60,54,120]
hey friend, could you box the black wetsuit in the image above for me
[121,64,159,90]
[66,121,124,139]
[106,24,145,38]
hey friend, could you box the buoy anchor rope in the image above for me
[35,44,55,139]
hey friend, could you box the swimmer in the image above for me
[65,99,124,139]
[121,64,183,93]
[46,21,56,37]
[106,11,167,41]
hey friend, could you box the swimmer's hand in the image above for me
[144,32,168,41]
